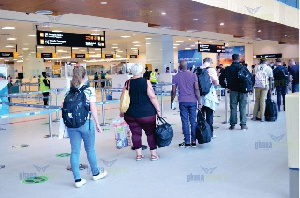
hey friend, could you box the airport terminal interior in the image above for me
[0,0,299,198]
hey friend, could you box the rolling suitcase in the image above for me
[265,98,278,121]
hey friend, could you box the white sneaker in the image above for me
[75,179,86,188]
[93,170,108,181]
[212,135,217,139]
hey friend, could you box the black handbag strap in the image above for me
[197,110,205,122]
[157,116,167,124]
[125,80,130,91]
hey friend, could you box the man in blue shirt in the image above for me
[289,59,299,93]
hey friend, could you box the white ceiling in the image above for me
[0,17,251,63]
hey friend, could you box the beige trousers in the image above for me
[253,87,269,119]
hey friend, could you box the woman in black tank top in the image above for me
[120,64,161,161]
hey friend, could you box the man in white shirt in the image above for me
[252,58,273,122]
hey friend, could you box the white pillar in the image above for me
[23,52,44,78]
[146,35,174,73]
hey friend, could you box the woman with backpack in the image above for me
[62,66,107,188]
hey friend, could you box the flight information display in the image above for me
[198,44,225,53]
[36,31,105,48]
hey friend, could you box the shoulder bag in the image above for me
[120,80,130,113]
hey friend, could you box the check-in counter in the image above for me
[285,92,299,198]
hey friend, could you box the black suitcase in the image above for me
[265,99,278,121]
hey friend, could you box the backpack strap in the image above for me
[79,85,92,130]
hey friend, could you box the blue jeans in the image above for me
[179,102,197,144]
[276,86,287,111]
[292,83,299,93]
[67,120,99,180]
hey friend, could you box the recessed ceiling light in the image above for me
[193,18,198,21]
[7,38,16,40]
[121,36,131,38]
[89,51,95,54]
[189,39,191,40]
[2,27,15,30]
[35,10,53,15]
[146,43,150,45]
[134,45,141,46]
[37,46,44,49]
[209,41,212,42]
[117,50,124,53]
[173,44,180,46]
[161,12,166,15]
[28,34,36,37]
[100,2,107,4]
[190,45,196,47]
[195,41,202,44]
[112,47,118,49]
[91,33,100,35]
[132,41,140,43]
[131,48,137,49]
[80,50,85,51]
[57,50,67,52]
[22,48,29,50]
[52,30,62,33]
[257,29,262,33]
[176,41,184,43]
[185,48,191,50]
[72,47,79,49]
[220,22,224,26]
[94,49,101,50]
[112,44,118,45]
[145,38,152,40]
[173,47,177,49]
[5,45,14,48]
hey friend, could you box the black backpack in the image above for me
[62,85,91,128]
[43,78,50,88]
[196,111,212,144]
[265,99,278,121]
[237,66,254,93]
[195,67,211,96]
[274,67,289,86]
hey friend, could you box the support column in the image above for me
[146,35,174,73]
[23,51,44,78]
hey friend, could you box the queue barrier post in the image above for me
[222,89,229,124]
[246,94,252,117]
[45,96,57,138]
[100,88,110,126]
[52,89,60,122]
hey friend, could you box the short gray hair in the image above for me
[203,57,212,64]
[131,63,143,76]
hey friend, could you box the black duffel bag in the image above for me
[154,117,173,148]
[196,111,212,144]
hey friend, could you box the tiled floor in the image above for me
[0,93,289,198]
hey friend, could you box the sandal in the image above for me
[151,155,160,161]
[136,155,144,161]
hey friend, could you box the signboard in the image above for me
[102,54,115,59]
[127,55,139,59]
[52,65,61,74]
[37,31,105,48]
[0,52,18,58]
[254,53,282,58]
[198,44,225,53]
[36,53,57,58]
[71,54,89,58]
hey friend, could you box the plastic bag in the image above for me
[112,118,131,149]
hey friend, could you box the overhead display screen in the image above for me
[255,53,282,58]
[36,31,105,48]
[198,44,225,53]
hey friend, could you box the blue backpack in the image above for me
[62,85,91,128]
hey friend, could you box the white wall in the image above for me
[253,40,299,63]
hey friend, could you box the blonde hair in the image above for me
[131,63,143,76]
[71,66,86,88]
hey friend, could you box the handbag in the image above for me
[155,117,173,147]
[120,80,130,113]
[195,111,212,144]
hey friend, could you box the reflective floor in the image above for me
[0,93,289,198]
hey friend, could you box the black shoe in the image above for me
[191,142,196,148]
[229,125,235,130]
[178,142,191,148]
